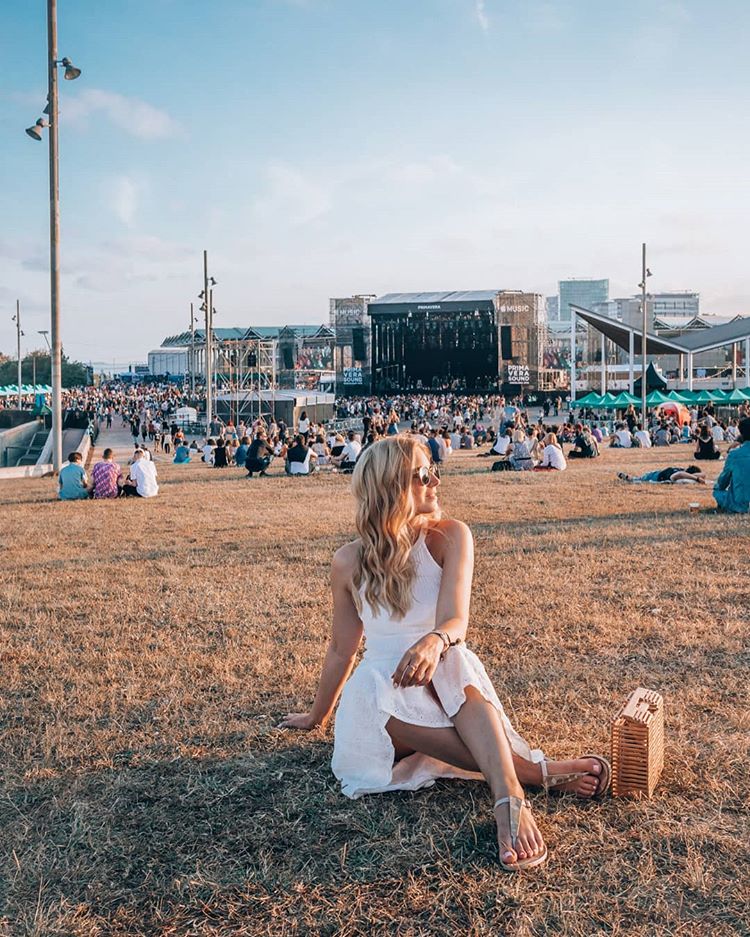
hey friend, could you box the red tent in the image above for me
[657,401,691,426]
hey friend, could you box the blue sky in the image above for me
[1,0,749,364]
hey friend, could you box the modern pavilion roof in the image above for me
[159,324,330,347]
[372,291,502,304]
[571,304,750,356]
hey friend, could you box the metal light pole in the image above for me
[209,286,215,414]
[203,251,212,432]
[24,2,81,472]
[47,1,62,470]
[189,302,196,396]
[13,301,24,409]
[639,243,652,426]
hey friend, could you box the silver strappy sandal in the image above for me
[540,754,611,797]
[493,795,548,872]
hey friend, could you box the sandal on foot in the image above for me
[494,795,548,872]
[541,754,611,797]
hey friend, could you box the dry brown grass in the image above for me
[0,444,748,936]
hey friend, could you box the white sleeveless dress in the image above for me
[332,532,544,799]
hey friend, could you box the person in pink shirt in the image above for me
[90,448,122,499]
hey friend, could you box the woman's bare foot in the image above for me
[542,758,604,797]
[494,792,546,865]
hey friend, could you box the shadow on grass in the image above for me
[0,748,500,931]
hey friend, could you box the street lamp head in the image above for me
[61,57,82,80]
[209,277,217,286]
[25,118,48,141]
[646,268,653,277]
[198,290,205,299]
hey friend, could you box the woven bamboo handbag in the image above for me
[611,687,664,797]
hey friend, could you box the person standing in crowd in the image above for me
[90,448,122,498]
[297,410,311,442]
[714,417,750,513]
[58,452,89,500]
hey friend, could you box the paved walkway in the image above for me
[94,424,173,465]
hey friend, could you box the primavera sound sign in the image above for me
[507,364,530,384]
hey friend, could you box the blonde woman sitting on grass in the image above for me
[280,436,610,871]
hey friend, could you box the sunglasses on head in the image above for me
[412,464,440,486]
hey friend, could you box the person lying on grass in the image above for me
[617,466,706,484]
[280,435,610,873]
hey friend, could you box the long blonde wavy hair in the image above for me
[350,436,438,619]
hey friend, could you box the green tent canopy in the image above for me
[666,390,690,402]
[598,392,619,408]
[646,390,673,405]
[611,391,640,408]
[721,387,749,404]
[691,390,720,404]
[575,392,604,406]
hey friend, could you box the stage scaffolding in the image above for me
[185,334,277,425]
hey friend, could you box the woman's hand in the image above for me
[277,712,323,730]
[391,634,443,688]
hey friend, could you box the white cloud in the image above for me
[112,176,139,226]
[475,0,489,33]
[253,163,332,226]
[386,155,462,186]
[63,89,182,140]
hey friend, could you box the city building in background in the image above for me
[545,295,559,322]
[558,278,609,322]
[592,292,700,330]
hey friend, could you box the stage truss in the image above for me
[210,338,277,425]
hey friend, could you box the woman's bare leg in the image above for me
[387,687,544,863]
[387,715,602,797]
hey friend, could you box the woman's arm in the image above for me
[279,545,363,729]
[392,521,474,688]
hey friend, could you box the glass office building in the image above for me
[558,278,609,322]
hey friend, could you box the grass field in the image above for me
[1,444,748,936]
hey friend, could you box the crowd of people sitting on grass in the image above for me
[53,382,750,513]
[58,447,159,500]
